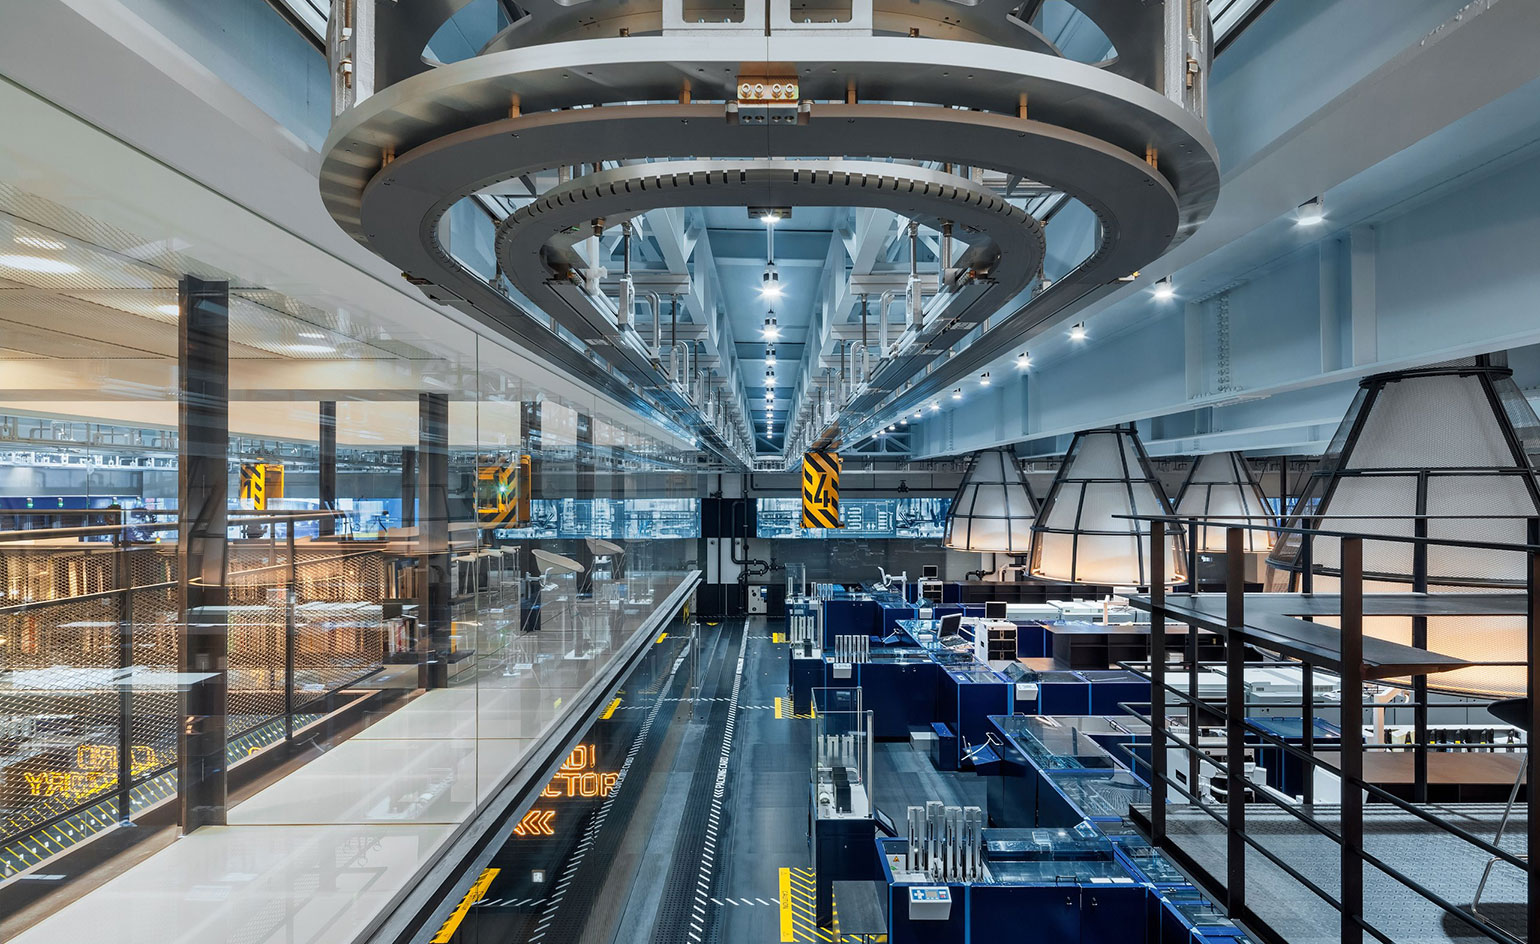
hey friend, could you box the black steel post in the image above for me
[419,393,451,688]
[284,525,297,741]
[1225,526,1246,915]
[1151,519,1167,843]
[1340,536,1365,944]
[1301,661,1315,806]
[318,400,337,536]
[176,276,230,833]
[1187,518,1201,797]
[114,526,133,823]
[399,446,417,529]
[1411,509,1429,802]
[1526,517,1539,944]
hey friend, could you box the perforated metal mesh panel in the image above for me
[1266,357,1540,696]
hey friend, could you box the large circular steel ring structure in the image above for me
[320,2,1221,464]
[496,160,1046,344]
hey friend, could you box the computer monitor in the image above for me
[985,601,1008,620]
[940,612,962,636]
[922,564,939,579]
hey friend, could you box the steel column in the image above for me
[1187,518,1201,796]
[1340,536,1364,944]
[1225,526,1245,915]
[1151,519,1167,842]
[418,393,451,688]
[399,445,416,529]
[176,276,230,833]
[1527,517,1539,944]
[318,400,337,536]
[1411,508,1429,802]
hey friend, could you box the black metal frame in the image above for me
[1029,425,1186,584]
[1139,514,1538,944]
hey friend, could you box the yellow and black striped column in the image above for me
[800,451,842,529]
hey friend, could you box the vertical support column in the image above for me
[1410,505,1429,803]
[399,445,417,529]
[1339,537,1364,944]
[576,412,595,595]
[1225,526,1246,916]
[318,400,337,536]
[1150,519,1167,843]
[176,276,229,833]
[418,393,451,688]
[1526,518,1539,944]
[1186,518,1201,796]
[1301,661,1315,806]
[113,527,133,823]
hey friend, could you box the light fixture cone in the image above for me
[943,448,1037,554]
[1030,426,1186,585]
[1266,355,1540,696]
[1174,452,1275,552]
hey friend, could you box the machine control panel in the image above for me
[908,885,952,920]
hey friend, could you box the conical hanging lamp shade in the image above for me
[1266,355,1540,696]
[1030,426,1186,585]
[1174,452,1275,552]
[944,448,1037,554]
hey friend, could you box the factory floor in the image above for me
[450,616,983,944]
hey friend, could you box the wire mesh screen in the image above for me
[943,448,1037,554]
[1,536,389,873]
[1265,358,1540,695]
[1030,427,1186,585]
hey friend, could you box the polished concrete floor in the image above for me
[455,616,984,944]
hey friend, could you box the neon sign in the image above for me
[516,744,618,838]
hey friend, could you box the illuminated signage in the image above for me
[21,744,163,799]
[516,744,618,838]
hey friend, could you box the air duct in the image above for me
[1030,426,1186,585]
[1266,356,1540,697]
[943,448,1037,554]
[1174,452,1274,552]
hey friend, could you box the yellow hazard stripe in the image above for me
[774,696,783,719]
[431,867,499,943]
[601,697,621,720]
[780,867,795,941]
[656,632,668,644]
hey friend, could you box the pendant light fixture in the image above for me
[1174,452,1275,552]
[1266,355,1540,696]
[944,448,1037,554]
[1030,426,1186,585]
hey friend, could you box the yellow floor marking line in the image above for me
[656,632,669,643]
[773,632,785,643]
[780,867,794,941]
[431,867,499,943]
[601,697,622,720]
[774,696,783,719]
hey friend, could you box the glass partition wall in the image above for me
[0,185,700,928]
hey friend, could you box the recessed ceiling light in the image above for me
[1017,351,1031,369]
[951,388,963,400]
[930,402,940,412]
[1152,277,1175,301]
[914,410,923,419]
[1296,195,1325,226]
[979,371,991,387]
[14,235,66,251]
[0,254,79,274]
[1069,323,1087,341]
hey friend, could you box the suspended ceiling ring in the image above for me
[495,159,1046,322]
